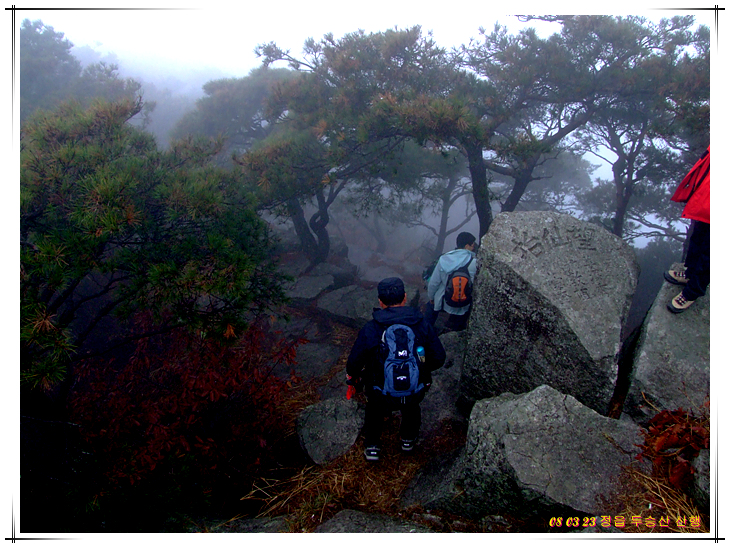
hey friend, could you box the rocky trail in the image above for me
[197,212,710,534]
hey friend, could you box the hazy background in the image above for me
[5,3,727,542]
[11,3,718,176]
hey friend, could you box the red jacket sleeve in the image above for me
[672,146,709,224]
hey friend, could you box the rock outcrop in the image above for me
[308,261,357,288]
[461,385,645,516]
[284,274,335,302]
[316,286,380,328]
[273,217,711,531]
[403,385,645,519]
[317,282,422,328]
[462,211,639,414]
[314,509,432,533]
[296,398,365,465]
[625,263,710,422]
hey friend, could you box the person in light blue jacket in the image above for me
[426,232,478,331]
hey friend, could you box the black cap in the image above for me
[377,277,406,306]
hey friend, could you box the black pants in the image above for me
[683,221,710,301]
[424,301,470,330]
[363,389,426,447]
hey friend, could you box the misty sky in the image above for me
[14,2,717,83]
[14,2,719,177]
[15,4,556,77]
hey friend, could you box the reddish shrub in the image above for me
[69,313,305,495]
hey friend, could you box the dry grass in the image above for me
[605,465,709,533]
[240,437,423,531]
[240,411,468,532]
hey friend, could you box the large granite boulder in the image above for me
[403,385,645,519]
[461,385,645,516]
[314,509,432,533]
[284,274,335,302]
[401,447,470,516]
[297,398,365,465]
[625,263,710,422]
[317,286,379,328]
[308,261,357,288]
[462,212,639,414]
[317,283,421,328]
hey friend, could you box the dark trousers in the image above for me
[424,301,438,326]
[683,221,710,301]
[424,301,470,330]
[363,390,425,446]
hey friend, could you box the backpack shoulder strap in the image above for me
[456,255,474,272]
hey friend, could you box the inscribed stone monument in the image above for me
[462,212,638,414]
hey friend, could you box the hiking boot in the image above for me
[364,445,381,462]
[400,439,416,452]
[667,292,695,314]
[664,269,689,285]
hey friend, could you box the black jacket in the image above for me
[346,305,446,391]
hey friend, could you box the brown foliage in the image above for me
[602,399,711,533]
[68,311,306,494]
[637,401,710,491]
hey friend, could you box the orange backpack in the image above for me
[444,257,474,307]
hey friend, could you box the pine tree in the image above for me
[21,98,285,391]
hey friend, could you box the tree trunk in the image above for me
[501,169,532,212]
[286,198,320,262]
[434,177,456,258]
[612,180,633,238]
[465,142,493,240]
[308,210,330,266]
[306,187,332,267]
[371,216,387,254]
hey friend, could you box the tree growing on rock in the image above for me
[571,16,709,241]
[247,27,457,266]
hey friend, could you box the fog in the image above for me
[14,5,715,170]
[8,5,726,542]
[9,2,722,308]
[15,4,561,79]
[14,5,714,83]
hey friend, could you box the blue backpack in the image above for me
[376,324,423,398]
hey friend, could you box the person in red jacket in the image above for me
[664,145,710,313]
